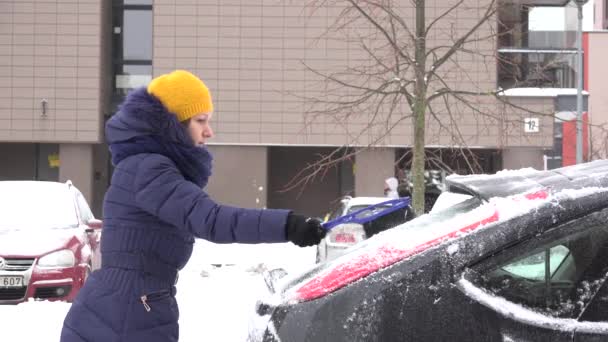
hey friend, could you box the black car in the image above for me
[253,160,608,341]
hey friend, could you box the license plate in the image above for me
[0,276,24,288]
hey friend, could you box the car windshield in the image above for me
[347,196,484,254]
[0,183,78,231]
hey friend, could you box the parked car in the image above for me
[0,181,102,304]
[316,196,413,263]
[254,160,608,341]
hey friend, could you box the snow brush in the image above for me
[321,197,411,231]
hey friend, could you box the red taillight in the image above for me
[327,223,365,245]
[333,233,357,244]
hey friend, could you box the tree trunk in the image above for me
[412,0,427,216]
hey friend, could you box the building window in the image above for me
[497,5,579,90]
[112,0,153,101]
[123,10,152,60]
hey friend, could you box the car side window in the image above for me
[472,223,608,319]
[499,245,570,281]
[75,191,94,223]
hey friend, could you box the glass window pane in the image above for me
[501,245,569,281]
[76,192,94,222]
[125,0,152,4]
[123,10,152,60]
[123,64,152,75]
[116,74,153,89]
[115,65,152,91]
[498,52,577,89]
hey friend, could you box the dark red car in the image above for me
[0,181,102,304]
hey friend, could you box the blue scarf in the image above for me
[109,135,212,188]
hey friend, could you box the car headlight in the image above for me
[38,250,75,268]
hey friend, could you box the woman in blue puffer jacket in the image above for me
[60,70,325,342]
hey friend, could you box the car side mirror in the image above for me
[86,218,103,231]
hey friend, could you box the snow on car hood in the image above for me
[0,227,79,256]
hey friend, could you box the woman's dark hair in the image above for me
[181,118,191,128]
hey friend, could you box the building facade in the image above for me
[1,0,591,217]
[593,0,608,30]
[586,31,608,161]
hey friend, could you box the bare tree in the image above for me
[285,0,564,215]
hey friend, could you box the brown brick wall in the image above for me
[0,0,103,143]
[152,0,553,148]
[0,0,554,147]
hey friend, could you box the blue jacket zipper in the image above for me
[140,290,171,312]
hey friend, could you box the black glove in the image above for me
[285,213,326,247]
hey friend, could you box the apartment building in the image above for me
[0,0,592,217]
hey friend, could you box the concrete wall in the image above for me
[267,147,344,218]
[0,142,59,181]
[91,142,109,217]
[59,143,93,203]
[205,145,268,209]
[497,96,556,148]
[0,0,104,143]
[588,32,608,159]
[502,147,544,170]
[354,148,395,197]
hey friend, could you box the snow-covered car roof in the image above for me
[0,180,72,192]
[0,181,78,229]
[445,161,608,201]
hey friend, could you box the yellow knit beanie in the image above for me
[147,70,214,122]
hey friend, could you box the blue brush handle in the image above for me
[322,197,411,231]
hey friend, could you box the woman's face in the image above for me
[186,112,214,146]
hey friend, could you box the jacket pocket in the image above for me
[140,290,172,312]
[124,290,179,340]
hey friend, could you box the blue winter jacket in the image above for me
[60,88,290,342]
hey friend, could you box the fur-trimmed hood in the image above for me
[106,88,213,187]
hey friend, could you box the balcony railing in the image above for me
[499,30,577,51]
[497,50,578,89]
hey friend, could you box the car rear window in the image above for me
[346,205,390,216]
[280,197,484,294]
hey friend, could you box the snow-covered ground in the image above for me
[0,240,317,341]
